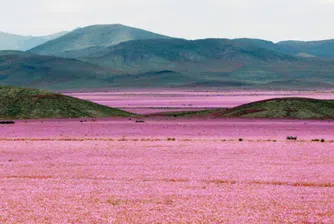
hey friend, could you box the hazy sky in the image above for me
[1,0,333,42]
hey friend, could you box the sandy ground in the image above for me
[1,118,334,223]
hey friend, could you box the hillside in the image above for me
[0,31,67,51]
[58,38,293,65]
[0,51,196,89]
[77,38,296,74]
[214,98,334,119]
[1,48,334,90]
[277,39,334,58]
[78,38,334,88]
[22,26,334,89]
[0,51,125,89]
[29,24,171,56]
[0,86,132,119]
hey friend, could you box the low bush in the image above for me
[286,136,297,141]
[0,121,15,124]
[167,138,176,141]
[312,139,325,142]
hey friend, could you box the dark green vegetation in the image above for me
[216,98,334,119]
[0,31,67,51]
[162,98,334,120]
[1,24,334,89]
[0,86,132,119]
[29,24,171,56]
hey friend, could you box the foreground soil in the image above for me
[1,118,334,223]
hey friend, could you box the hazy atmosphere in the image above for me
[1,0,334,41]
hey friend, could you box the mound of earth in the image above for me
[0,86,133,119]
[215,98,334,119]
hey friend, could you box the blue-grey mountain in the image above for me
[1,24,334,90]
[0,31,68,51]
[29,24,171,56]
[277,39,334,58]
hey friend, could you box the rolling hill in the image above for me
[0,31,68,51]
[164,98,334,119]
[216,98,334,119]
[0,86,132,119]
[29,24,171,56]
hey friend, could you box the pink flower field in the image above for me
[67,90,334,114]
[1,118,334,223]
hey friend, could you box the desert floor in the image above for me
[1,116,334,223]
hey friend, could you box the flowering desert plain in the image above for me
[1,90,334,223]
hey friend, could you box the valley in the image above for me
[67,90,334,114]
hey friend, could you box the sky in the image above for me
[0,0,333,42]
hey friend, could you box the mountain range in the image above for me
[0,31,68,51]
[27,25,334,60]
[29,24,171,56]
[1,24,334,90]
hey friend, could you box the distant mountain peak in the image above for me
[29,24,171,56]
